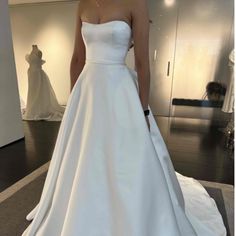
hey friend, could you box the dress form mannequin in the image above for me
[23,45,65,121]
[222,49,234,113]
[221,49,234,153]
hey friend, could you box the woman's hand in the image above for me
[145,116,150,131]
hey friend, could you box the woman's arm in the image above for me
[70,2,86,92]
[130,0,150,111]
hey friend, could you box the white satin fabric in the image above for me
[222,49,234,113]
[22,20,226,236]
[22,51,65,121]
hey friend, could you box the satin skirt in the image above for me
[22,62,226,236]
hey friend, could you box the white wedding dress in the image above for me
[222,49,234,113]
[22,50,65,121]
[22,20,226,236]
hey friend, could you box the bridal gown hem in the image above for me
[22,20,226,236]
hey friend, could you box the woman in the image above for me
[22,0,226,235]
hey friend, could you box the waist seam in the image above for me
[85,59,126,65]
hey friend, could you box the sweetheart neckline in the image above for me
[82,20,131,31]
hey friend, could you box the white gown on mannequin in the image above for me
[22,49,65,121]
[20,96,26,114]
[22,20,226,236]
[222,49,234,113]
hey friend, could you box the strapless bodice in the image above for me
[25,52,45,69]
[81,20,132,65]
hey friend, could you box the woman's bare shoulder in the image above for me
[75,0,88,20]
[127,0,148,13]
[77,0,87,12]
[78,0,85,5]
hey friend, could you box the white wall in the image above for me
[0,0,24,147]
[9,1,79,105]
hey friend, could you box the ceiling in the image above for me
[8,0,76,5]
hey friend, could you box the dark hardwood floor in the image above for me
[0,121,60,192]
[0,117,234,192]
[157,117,234,184]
